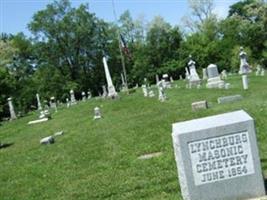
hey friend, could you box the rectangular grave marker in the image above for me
[172,110,265,200]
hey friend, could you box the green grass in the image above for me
[0,74,267,200]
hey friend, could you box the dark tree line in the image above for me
[0,0,266,120]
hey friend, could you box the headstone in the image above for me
[187,55,201,88]
[162,74,171,88]
[172,110,265,200]
[94,107,101,120]
[40,136,54,144]
[28,118,49,125]
[39,109,51,119]
[242,75,248,90]
[87,91,92,100]
[225,83,231,89]
[157,80,167,102]
[170,76,174,83]
[50,97,57,112]
[54,131,64,136]
[179,75,183,80]
[202,68,208,80]
[7,97,16,120]
[206,64,225,89]
[256,65,261,76]
[217,95,243,104]
[66,98,70,108]
[221,70,227,80]
[70,89,77,105]
[142,85,148,97]
[191,101,208,111]
[156,74,160,84]
[148,90,155,97]
[239,47,250,74]
[36,93,42,111]
[102,56,118,98]
[82,91,86,101]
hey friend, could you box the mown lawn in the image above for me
[0,74,267,200]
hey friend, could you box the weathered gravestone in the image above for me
[217,95,243,104]
[191,101,208,111]
[172,110,265,200]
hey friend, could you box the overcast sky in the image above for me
[0,0,239,36]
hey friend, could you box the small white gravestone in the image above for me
[224,83,231,89]
[206,64,225,89]
[7,97,16,120]
[172,110,265,200]
[82,91,86,102]
[70,89,77,105]
[36,93,42,111]
[170,76,174,83]
[39,109,51,119]
[202,68,208,80]
[256,65,261,76]
[142,85,148,97]
[191,101,208,111]
[40,136,54,144]
[102,56,118,98]
[50,97,57,112]
[66,98,70,108]
[94,107,101,120]
[87,91,92,100]
[239,47,250,74]
[242,75,248,90]
[162,74,172,89]
[221,70,227,80]
[148,89,155,97]
[179,75,183,80]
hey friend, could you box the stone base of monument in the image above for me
[189,80,201,88]
[206,76,225,88]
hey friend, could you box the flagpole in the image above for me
[112,0,129,92]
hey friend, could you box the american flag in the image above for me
[119,33,132,59]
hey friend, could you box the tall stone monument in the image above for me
[206,64,225,89]
[187,55,201,88]
[172,110,265,200]
[239,47,250,74]
[102,56,118,98]
[36,93,42,111]
[7,97,16,120]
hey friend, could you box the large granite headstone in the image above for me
[172,110,265,200]
[206,64,225,89]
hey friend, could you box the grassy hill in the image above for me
[0,74,267,200]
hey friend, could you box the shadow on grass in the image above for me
[0,143,14,149]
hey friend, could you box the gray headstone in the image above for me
[172,110,265,200]
[217,95,243,104]
[191,101,208,111]
[207,64,219,79]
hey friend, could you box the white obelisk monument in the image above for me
[102,56,118,98]
[36,93,42,110]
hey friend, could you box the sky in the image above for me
[0,0,239,36]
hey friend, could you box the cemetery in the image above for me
[0,0,267,200]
